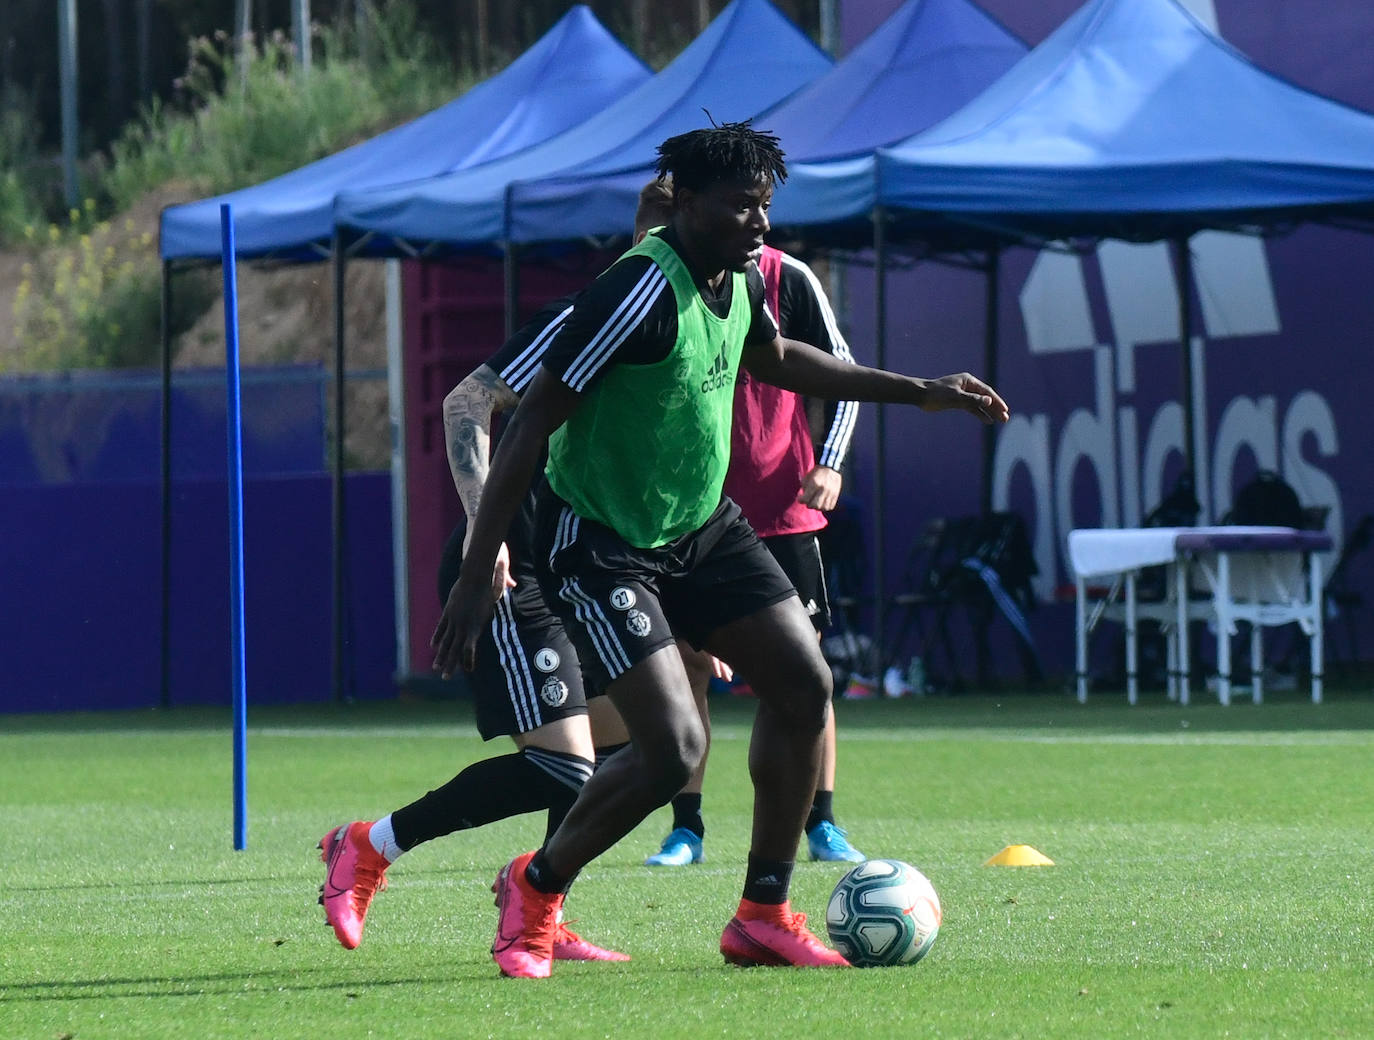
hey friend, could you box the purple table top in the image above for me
[1173,529,1333,553]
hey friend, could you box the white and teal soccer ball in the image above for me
[825,858,942,967]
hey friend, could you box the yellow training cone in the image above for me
[984,844,1055,866]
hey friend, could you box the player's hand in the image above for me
[797,465,842,511]
[463,525,517,603]
[710,655,734,683]
[430,566,496,678]
[920,373,1009,424]
[490,542,517,601]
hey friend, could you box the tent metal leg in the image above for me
[159,259,174,710]
[384,259,410,682]
[981,247,1000,516]
[1175,236,1196,486]
[332,232,348,702]
[872,207,887,666]
[504,242,520,340]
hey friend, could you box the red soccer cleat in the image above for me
[491,851,563,979]
[720,899,851,968]
[318,821,389,950]
[552,911,630,962]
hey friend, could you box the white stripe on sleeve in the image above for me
[562,266,669,391]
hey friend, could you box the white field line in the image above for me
[20,726,1370,748]
[240,726,1374,747]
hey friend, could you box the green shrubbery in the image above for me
[0,96,48,246]
[10,206,154,371]
[6,3,466,372]
[105,7,459,210]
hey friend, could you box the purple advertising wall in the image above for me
[0,474,396,713]
[837,0,1374,678]
[0,369,397,713]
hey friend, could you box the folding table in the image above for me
[1068,526,1332,705]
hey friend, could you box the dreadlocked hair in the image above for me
[655,121,787,194]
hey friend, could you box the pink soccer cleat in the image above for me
[318,821,389,950]
[720,899,851,968]
[552,910,630,962]
[491,851,563,979]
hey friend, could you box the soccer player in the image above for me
[315,289,638,962]
[635,177,867,868]
[433,121,1008,978]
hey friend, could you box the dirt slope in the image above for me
[1,186,390,467]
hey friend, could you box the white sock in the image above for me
[369,815,404,863]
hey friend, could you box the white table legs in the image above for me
[1175,555,1191,707]
[1124,571,1138,706]
[1180,548,1325,706]
[1309,553,1324,705]
[1216,552,1232,706]
[1071,527,1327,707]
[1075,575,1088,704]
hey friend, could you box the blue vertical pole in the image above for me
[220,203,248,851]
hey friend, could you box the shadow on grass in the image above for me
[0,958,746,1004]
[5,860,478,895]
[0,965,506,1003]
[6,874,293,894]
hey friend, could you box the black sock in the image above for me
[806,790,835,833]
[390,748,593,851]
[742,854,794,906]
[525,848,575,895]
[670,792,705,838]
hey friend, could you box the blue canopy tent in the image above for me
[876,0,1374,241]
[154,7,649,704]
[873,0,1374,490]
[159,7,648,262]
[768,0,1026,232]
[737,0,1374,660]
[332,0,832,255]
[497,0,1026,252]
[787,0,1374,670]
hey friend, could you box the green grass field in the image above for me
[4,689,1373,1039]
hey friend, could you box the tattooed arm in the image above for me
[443,363,519,518]
[442,363,520,597]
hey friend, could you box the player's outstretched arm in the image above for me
[742,336,1009,424]
[443,364,521,599]
[431,369,581,678]
[443,364,519,520]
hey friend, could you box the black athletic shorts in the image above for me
[762,531,831,633]
[533,479,798,692]
[438,516,592,742]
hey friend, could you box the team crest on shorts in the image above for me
[533,647,560,673]
[610,586,637,610]
[625,608,652,638]
[540,676,569,707]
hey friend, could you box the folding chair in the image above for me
[817,496,876,688]
[881,515,978,687]
[960,512,1043,687]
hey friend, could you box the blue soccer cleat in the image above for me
[644,827,705,867]
[806,821,865,863]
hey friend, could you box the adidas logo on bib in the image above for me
[699,341,732,393]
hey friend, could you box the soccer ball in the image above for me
[825,859,942,967]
